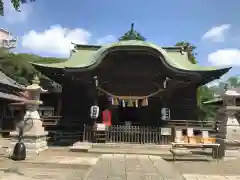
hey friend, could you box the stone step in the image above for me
[88,148,172,156]
[69,142,173,155]
[69,142,92,152]
[90,142,171,149]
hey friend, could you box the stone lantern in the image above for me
[221,88,240,143]
[9,75,48,157]
[216,87,240,159]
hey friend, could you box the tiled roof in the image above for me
[31,40,230,72]
[0,91,27,102]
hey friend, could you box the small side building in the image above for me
[0,71,28,136]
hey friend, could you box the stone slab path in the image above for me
[83,154,186,180]
[25,155,99,166]
[0,167,89,180]
[183,174,240,180]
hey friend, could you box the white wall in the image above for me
[0,29,17,48]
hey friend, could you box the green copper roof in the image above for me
[33,48,97,68]
[32,40,227,71]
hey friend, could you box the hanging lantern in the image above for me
[161,108,170,120]
[141,98,148,106]
[90,105,99,119]
[128,99,134,107]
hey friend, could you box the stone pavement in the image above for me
[0,148,99,180]
[84,154,240,180]
[0,167,89,180]
[183,174,240,180]
[171,157,240,175]
[1,146,240,179]
[83,154,185,180]
[25,155,99,166]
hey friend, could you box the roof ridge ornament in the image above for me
[119,23,146,41]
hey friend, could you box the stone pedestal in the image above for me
[221,89,240,145]
[8,76,48,157]
[8,120,48,156]
[216,88,240,158]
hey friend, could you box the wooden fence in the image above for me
[40,117,217,144]
[83,124,174,144]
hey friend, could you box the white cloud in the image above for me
[21,25,92,57]
[21,25,118,57]
[3,0,32,23]
[202,24,231,42]
[208,48,240,66]
[96,35,116,45]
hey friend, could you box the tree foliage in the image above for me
[196,86,216,121]
[0,50,65,85]
[227,76,239,88]
[175,41,197,64]
[209,76,240,95]
[0,0,35,16]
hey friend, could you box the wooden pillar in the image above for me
[56,93,62,116]
[0,100,4,137]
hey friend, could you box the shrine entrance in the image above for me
[98,94,167,126]
[118,106,139,124]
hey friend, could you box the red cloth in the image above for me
[102,109,112,126]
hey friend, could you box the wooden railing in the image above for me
[165,120,215,129]
[83,124,174,145]
[40,117,216,130]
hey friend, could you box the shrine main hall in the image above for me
[32,24,230,133]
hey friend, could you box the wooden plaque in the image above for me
[161,128,171,135]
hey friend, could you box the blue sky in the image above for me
[0,0,240,83]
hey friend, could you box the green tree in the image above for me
[0,0,35,16]
[175,41,197,64]
[228,77,239,88]
[196,86,216,121]
[0,49,65,85]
